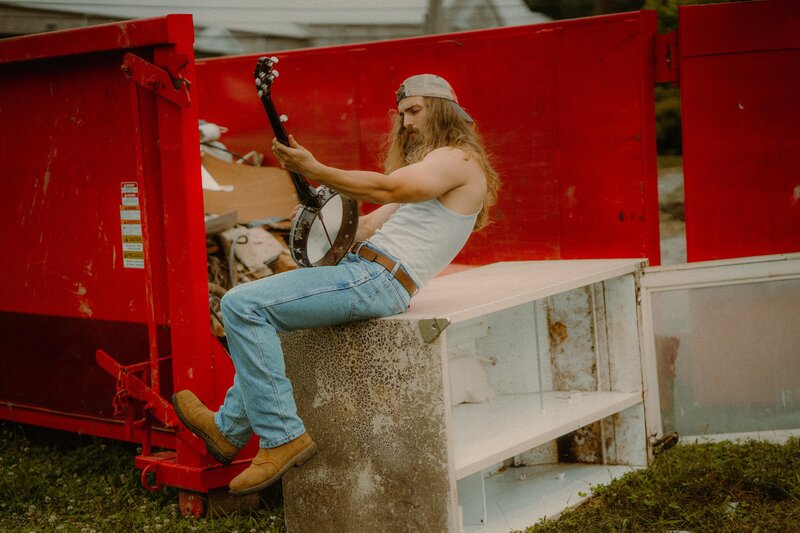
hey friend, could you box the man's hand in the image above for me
[272,135,320,176]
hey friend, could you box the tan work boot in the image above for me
[229,432,317,496]
[172,390,241,466]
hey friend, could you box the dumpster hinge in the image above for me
[121,52,191,107]
[654,31,679,85]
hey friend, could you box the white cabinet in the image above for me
[281,260,653,532]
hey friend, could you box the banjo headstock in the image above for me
[253,56,320,207]
[254,56,290,144]
[254,56,279,101]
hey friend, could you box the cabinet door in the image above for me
[641,253,800,441]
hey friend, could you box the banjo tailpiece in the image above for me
[254,56,359,267]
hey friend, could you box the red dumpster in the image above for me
[0,11,660,511]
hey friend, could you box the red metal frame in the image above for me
[679,0,800,261]
[0,14,238,494]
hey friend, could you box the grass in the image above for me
[529,438,800,532]
[0,422,284,532]
[3,422,800,532]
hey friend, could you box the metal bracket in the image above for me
[418,318,451,342]
[121,52,191,107]
[96,349,206,457]
[654,31,679,85]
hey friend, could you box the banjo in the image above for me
[253,56,359,268]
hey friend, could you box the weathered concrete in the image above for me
[281,319,452,532]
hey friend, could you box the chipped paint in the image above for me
[74,283,87,297]
[73,282,93,317]
[78,301,93,317]
[43,146,58,198]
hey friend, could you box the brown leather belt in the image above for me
[352,242,418,296]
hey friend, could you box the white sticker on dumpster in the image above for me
[120,181,144,269]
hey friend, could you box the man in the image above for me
[172,74,499,496]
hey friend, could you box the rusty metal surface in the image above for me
[281,319,451,532]
[547,286,598,392]
[602,404,649,466]
[557,422,603,464]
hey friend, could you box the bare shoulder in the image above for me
[424,147,487,213]
[423,147,485,179]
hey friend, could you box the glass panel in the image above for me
[652,278,800,436]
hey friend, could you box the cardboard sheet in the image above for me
[201,154,298,223]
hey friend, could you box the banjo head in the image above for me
[290,189,359,268]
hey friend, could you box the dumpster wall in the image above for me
[0,16,227,459]
[679,0,800,262]
[194,11,661,266]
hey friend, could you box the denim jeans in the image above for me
[215,243,412,449]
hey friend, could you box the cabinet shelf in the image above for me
[462,462,640,533]
[453,391,642,479]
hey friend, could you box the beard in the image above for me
[402,127,428,165]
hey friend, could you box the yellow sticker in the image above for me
[123,250,145,260]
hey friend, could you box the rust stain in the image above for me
[558,422,603,464]
[549,320,569,344]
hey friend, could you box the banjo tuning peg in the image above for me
[272,70,279,78]
[270,56,279,63]
[279,115,288,123]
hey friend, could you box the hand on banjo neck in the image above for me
[254,56,359,268]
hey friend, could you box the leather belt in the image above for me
[352,242,418,296]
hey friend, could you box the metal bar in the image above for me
[135,453,249,493]
[0,403,176,448]
[0,14,194,65]
[127,70,163,401]
[122,53,191,108]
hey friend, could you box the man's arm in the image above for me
[272,135,474,205]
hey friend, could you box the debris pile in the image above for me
[200,121,299,336]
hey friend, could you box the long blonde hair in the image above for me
[382,97,500,231]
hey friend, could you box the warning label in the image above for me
[120,182,144,269]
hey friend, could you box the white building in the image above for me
[0,0,549,56]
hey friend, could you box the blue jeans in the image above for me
[215,244,412,449]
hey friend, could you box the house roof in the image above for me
[4,0,548,39]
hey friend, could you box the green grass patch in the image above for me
[0,422,284,532]
[529,438,800,532]
[4,422,800,532]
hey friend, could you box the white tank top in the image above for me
[367,199,478,289]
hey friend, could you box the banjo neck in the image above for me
[254,57,323,209]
